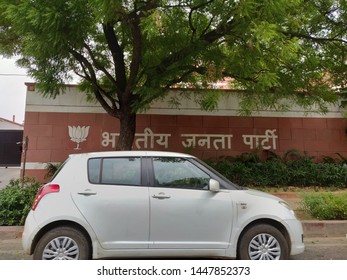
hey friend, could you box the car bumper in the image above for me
[285,219,305,256]
[21,211,40,255]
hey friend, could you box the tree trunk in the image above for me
[116,111,136,150]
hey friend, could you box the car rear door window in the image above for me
[88,157,141,186]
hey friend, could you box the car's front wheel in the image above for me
[238,224,289,260]
[33,226,91,260]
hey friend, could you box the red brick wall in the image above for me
[22,111,347,182]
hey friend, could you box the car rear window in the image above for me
[88,157,141,186]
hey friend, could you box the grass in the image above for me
[254,187,347,220]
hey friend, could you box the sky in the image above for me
[0,56,33,124]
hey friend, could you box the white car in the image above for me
[22,151,304,260]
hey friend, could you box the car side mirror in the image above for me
[209,179,220,192]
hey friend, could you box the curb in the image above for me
[0,221,346,240]
[302,220,347,238]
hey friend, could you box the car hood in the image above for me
[239,188,283,202]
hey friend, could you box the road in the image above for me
[0,236,346,260]
[291,237,347,260]
[0,167,20,189]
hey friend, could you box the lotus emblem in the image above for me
[68,126,90,150]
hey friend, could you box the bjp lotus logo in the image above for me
[68,126,90,150]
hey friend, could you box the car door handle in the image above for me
[152,192,171,199]
[77,189,97,196]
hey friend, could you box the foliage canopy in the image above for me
[1,0,346,148]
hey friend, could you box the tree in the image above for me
[0,0,346,150]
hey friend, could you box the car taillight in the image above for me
[32,184,60,210]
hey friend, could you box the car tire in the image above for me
[238,224,289,260]
[33,226,91,260]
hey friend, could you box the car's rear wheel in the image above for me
[33,226,91,260]
[238,224,289,260]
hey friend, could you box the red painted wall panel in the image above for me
[22,112,347,182]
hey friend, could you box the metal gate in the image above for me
[0,130,23,166]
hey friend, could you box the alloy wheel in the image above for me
[248,233,281,260]
[42,236,79,260]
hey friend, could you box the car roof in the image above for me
[69,150,196,159]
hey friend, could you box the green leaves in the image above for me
[0,0,346,131]
[208,151,347,188]
[302,192,347,220]
[0,178,40,226]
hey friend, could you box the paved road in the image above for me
[0,167,20,189]
[0,236,346,260]
[0,238,29,260]
[291,237,347,260]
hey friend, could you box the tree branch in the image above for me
[282,30,347,44]
[149,18,236,75]
[103,23,127,92]
[83,43,120,95]
[188,0,215,40]
[69,48,120,117]
[125,16,142,98]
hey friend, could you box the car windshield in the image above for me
[194,158,243,190]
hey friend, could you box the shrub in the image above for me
[45,162,63,179]
[301,192,347,220]
[207,150,347,188]
[0,177,40,226]
[254,160,289,187]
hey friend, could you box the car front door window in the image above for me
[152,157,210,189]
